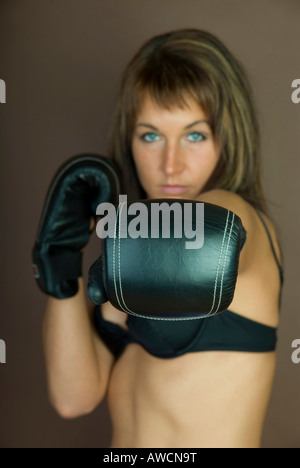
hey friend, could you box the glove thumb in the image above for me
[88,256,107,304]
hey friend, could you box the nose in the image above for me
[162,143,185,176]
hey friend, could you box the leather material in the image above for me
[32,154,121,298]
[88,199,246,320]
[88,256,108,305]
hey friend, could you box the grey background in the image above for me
[0,0,299,448]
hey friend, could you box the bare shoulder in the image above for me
[197,189,255,224]
[197,189,281,273]
[197,189,282,326]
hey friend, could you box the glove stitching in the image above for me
[216,212,235,314]
[113,203,125,313]
[117,202,132,314]
[112,205,236,322]
[207,209,230,317]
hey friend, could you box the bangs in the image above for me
[132,52,214,124]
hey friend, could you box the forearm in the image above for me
[42,278,112,418]
[32,155,120,418]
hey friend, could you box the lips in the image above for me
[161,185,187,195]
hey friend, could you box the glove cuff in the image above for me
[32,246,82,298]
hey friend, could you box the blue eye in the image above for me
[141,132,159,142]
[187,132,205,142]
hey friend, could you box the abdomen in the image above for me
[106,343,276,448]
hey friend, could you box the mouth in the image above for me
[161,185,188,195]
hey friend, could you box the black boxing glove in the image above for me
[88,198,246,320]
[32,154,121,298]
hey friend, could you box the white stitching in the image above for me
[117,202,133,313]
[215,212,235,314]
[205,209,230,317]
[113,202,129,313]
[112,204,121,309]
[111,206,236,321]
[113,202,137,315]
[112,203,209,320]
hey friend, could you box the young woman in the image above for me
[39,29,284,448]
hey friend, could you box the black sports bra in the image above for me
[93,209,284,359]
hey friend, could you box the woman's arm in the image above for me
[42,278,115,419]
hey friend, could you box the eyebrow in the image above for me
[135,120,210,130]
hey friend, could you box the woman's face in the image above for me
[131,92,220,200]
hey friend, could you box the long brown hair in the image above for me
[108,29,270,215]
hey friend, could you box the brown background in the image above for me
[0,0,299,448]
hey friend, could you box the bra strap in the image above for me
[255,209,284,286]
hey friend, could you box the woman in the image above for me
[41,29,284,448]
